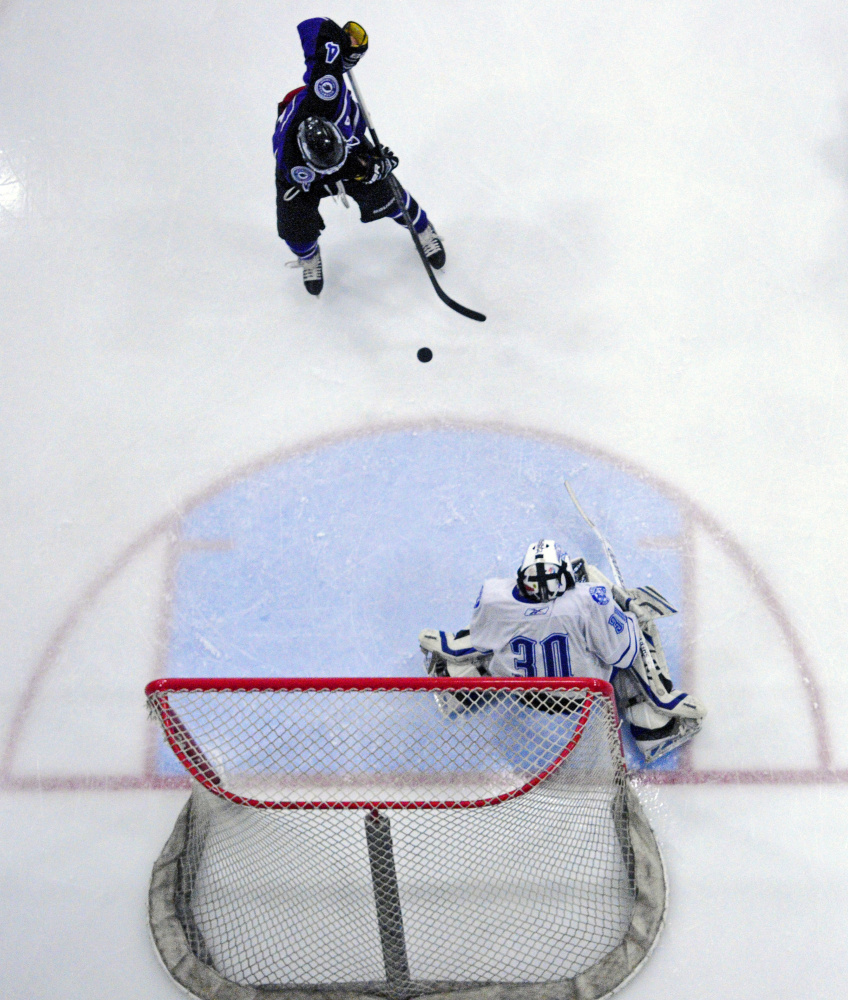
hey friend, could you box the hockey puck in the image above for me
[417,347,433,363]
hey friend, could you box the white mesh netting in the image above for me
[146,679,666,1000]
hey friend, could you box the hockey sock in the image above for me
[389,190,428,233]
[287,239,319,260]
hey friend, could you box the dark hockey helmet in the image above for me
[297,116,346,173]
[517,540,575,602]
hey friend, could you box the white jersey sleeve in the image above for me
[468,579,640,681]
[575,584,641,673]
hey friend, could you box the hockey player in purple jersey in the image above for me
[420,540,707,764]
[274,18,445,296]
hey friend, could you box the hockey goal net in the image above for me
[146,677,666,1000]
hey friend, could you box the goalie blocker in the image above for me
[420,556,706,764]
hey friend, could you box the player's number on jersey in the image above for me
[510,633,572,678]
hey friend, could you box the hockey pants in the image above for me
[275,172,429,257]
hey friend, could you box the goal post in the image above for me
[146,677,666,1000]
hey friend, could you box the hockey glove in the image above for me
[358,146,398,184]
[419,629,491,678]
[341,21,369,71]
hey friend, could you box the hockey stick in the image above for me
[564,481,626,589]
[345,68,486,323]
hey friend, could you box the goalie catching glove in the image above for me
[419,629,491,677]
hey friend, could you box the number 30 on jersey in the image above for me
[509,633,572,677]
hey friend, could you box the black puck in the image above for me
[417,347,433,363]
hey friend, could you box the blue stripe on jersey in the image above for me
[611,617,640,668]
[297,18,326,83]
[273,90,308,164]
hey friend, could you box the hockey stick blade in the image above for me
[389,176,485,321]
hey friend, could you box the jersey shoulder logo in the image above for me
[314,74,340,101]
[590,585,610,605]
[291,165,315,190]
[324,41,340,64]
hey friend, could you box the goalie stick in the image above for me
[345,68,486,323]
[564,479,663,688]
[564,481,627,591]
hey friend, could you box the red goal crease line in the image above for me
[146,676,604,810]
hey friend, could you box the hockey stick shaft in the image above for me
[564,481,626,589]
[345,69,486,323]
[565,480,654,669]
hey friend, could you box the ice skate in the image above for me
[633,717,702,764]
[287,246,324,296]
[419,222,446,270]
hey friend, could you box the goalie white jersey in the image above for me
[468,577,641,681]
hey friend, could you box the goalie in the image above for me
[419,539,706,764]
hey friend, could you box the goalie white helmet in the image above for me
[517,539,575,602]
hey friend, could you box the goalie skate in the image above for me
[637,717,702,763]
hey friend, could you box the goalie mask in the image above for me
[517,540,575,602]
[297,116,347,173]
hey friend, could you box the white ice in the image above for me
[2,2,848,998]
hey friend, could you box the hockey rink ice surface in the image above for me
[2,2,848,998]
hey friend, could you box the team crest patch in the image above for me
[590,586,610,605]
[324,41,340,64]
[314,74,340,101]
[291,165,315,190]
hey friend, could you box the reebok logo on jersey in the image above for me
[524,606,550,617]
[590,586,610,605]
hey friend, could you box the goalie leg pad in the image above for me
[616,666,705,763]
[623,620,707,721]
